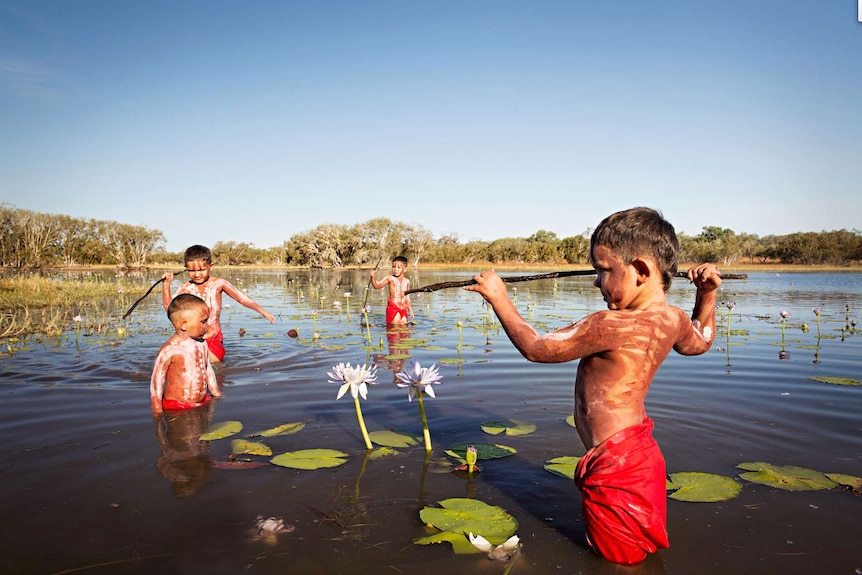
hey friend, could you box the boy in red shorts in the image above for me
[465,207,721,565]
[162,245,275,363]
[370,255,414,325]
[150,294,221,416]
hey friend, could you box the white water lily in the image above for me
[468,532,520,561]
[327,362,378,400]
[395,361,442,402]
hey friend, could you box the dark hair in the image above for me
[183,245,212,264]
[167,293,208,321]
[590,207,679,291]
[393,255,408,265]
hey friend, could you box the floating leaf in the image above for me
[369,430,420,448]
[544,456,581,480]
[209,458,267,470]
[825,473,862,491]
[419,498,518,541]
[270,449,348,470]
[231,439,272,456]
[384,353,411,360]
[736,462,838,491]
[808,376,861,386]
[666,472,742,502]
[254,422,306,437]
[438,357,466,364]
[413,530,479,554]
[446,443,517,461]
[481,419,537,436]
[200,421,243,440]
[369,447,400,460]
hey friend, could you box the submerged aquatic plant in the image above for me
[328,362,379,450]
[396,361,443,452]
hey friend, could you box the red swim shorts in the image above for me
[207,329,225,362]
[574,417,669,565]
[386,301,408,324]
[162,394,212,412]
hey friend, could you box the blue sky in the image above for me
[1,1,860,252]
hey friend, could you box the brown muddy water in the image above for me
[1,269,860,575]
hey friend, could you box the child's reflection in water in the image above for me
[153,401,215,497]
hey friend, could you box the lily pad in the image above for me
[256,422,306,437]
[666,472,741,502]
[438,357,466,364]
[200,420,243,441]
[413,530,479,554]
[544,456,581,480]
[369,430,420,448]
[481,419,537,436]
[419,498,518,541]
[270,448,349,470]
[825,473,862,492]
[231,439,272,456]
[808,376,861,386]
[736,462,838,491]
[369,447,400,460]
[446,443,517,461]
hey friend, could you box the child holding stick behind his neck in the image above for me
[465,207,721,565]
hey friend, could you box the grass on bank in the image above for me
[0,275,140,339]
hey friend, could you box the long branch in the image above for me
[406,270,747,294]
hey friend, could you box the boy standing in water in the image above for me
[150,294,221,416]
[162,245,276,363]
[370,255,414,325]
[465,207,721,565]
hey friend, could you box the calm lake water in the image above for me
[1,269,860,575]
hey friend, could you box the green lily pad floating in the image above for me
[413,530,479,554]
[808,376,861,386]
[421,345,447,351]
[544,456,581,480]
[736,462,838,491]
[369,447,400,460]
[270,448,349,470]
[368,430,421,448]
[666,472,741,502]
[231,439,272,457]
[319,344,346,351]
[385,353,411,360]
[565,415,576,428]
[255,422,306,437]
[481,419,537,436]
[200,420,243,441]
[825,473,862,492]
[446,443,517,461]
[418,498,518,542]
[438,357,466,365]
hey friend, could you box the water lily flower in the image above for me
[812,307,822,338]
[780,310,790,319]
[468,533,520,561]
[327,362,378,450]
[396,361,443,452]
[396,361,442,402]
[466,445,478,473]
[73,315,83,323]
[725,302,736,310]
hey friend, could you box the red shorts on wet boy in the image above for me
[574,417,670,565]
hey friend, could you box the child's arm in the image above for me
[150,347,171,416]
[675,263,722,354]
[206,363,221,398]
[369,271,388,290]
[220,282,276,323]
[161,272,175,311]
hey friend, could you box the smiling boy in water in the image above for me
[465,207,721,565]
[150,294,221,416]
[370,255,414,325]
[162,245,275,363]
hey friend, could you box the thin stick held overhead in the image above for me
[405,270,747,295]
[122,270,185,319]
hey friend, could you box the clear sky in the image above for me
[2,1,860,252]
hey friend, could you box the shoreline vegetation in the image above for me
[1,263,859,341]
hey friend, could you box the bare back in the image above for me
[150,335,218,413]
[560,304,712,448]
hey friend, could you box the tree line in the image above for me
[2,203,860,269]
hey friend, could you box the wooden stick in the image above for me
[122,270,185,319]
[405,270,748,295]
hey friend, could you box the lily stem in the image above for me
[353,397,373,450]
[417,391,432,452]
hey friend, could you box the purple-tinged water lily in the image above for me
[396,361,443,402]
[395,361,443,452]
[725,302,736,310]
[780,310,790,319]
